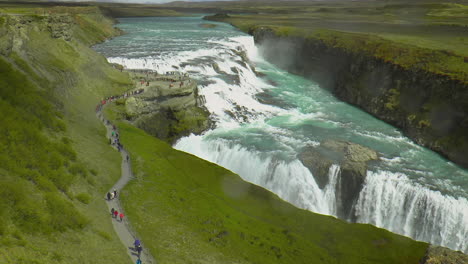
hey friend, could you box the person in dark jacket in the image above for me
[136,245,142,257]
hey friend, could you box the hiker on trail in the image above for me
[146,81,149,86]
[111,207,115,216]
[136,245,142,257]
[126,155,129,162]
[136,258,142,264]
[107,192,111,201]
[110,192,115,200]
[114,189,117,198]
[112,131,115,137]
[134,239,141,248]
[119,212,124,222]
[113,210,119,219]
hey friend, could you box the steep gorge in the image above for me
[248,27,468,169]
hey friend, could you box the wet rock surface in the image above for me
[299,140,378,219]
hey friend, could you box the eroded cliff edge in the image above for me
[203,14,468,168]
[250,27,468,169]
[112,70,211,144]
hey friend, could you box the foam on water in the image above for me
[356,170,468,252]
[175,135,334,214]
[95,16,468,253]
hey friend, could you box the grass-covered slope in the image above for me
[105,105,428,264]
[0,6,134,263]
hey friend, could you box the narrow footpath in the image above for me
[96,97,155,264]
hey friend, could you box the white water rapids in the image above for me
[98,19,468,253]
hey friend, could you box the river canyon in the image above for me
[94,16,468,253]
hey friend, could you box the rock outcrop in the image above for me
[299,140,378,219]
[250,26,468,169]
[47,14,73,41]
[124,71,210,144]
[419,245,468,264]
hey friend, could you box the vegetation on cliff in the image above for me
[203,2,468,83]
[105,103,428,264]
[0,5,133,263]
[122,71,211,144]
[0,2,460,263]
[203,1,468,169]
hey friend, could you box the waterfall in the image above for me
[323,164,340,216]
[175,136,334,215]
[97,20,468,253]
[355,170,468,252]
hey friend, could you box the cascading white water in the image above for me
[355,170,468,252]
[95,18,468,253]
[323,165,341,216]
[175,135,334,215]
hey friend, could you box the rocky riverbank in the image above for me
[119,70,210,144]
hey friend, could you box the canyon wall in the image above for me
[249,27,468,169]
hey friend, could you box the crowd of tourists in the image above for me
[95,89,144,112]
[95,69,194,264]
[96,88,147,264]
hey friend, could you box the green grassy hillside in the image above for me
[105,104,428,264]
[0,3,439,263]
[0,6,133,263]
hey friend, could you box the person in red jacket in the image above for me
[119,213,124,222]
[113,210,118,219]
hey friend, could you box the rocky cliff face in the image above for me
[299,140,378,219]
[250,27,468,169]
[419,245,468,264]
[123,72,210,144]
[0,14,75,57]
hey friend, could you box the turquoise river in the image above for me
[94,16,468,253]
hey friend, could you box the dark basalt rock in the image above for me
[251,27,468,169]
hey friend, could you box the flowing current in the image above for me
[95,16,468,252]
